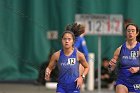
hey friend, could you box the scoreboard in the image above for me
[75,14,123,36]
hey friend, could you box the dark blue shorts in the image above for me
[56,82,80,93]
[115,77,140,93]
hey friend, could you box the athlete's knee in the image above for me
[116,84,128,93]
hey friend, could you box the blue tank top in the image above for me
[74,36,89,62]
[57,48,79,84]
[118,42,140,78]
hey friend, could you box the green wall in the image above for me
[0,0,140,80]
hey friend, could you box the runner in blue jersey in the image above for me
[109,23,140,93]
[45,30,89,93]
[74,35,89,62]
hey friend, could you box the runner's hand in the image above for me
[129,67,140,73]
[75,76,83,89]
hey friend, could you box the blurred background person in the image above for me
[95,58,116,90]
[36,51,58,85]
[74,30,89,62]
[124,18,133,28]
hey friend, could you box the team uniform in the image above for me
[115,42,140,93]
[74,36,89,62]
[56,48,80,93]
